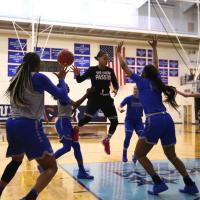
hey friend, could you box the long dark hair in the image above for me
[6,52,40,107]
[142,64,179,110]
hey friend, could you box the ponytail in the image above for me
[153,78,179,110]
[143,65,179,110]
[6,52,40,107]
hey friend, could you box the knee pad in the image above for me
[1,160,22,183]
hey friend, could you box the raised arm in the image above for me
[116,42,132,77]
[33,67,70,103]
[177,90,200,98]
[148,35,158,69]
[71,65,90,83]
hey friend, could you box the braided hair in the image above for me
[142,64,179,110]
[6,52,40,107]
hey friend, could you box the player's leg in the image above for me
[20,120,57,200]
[132,119,144,164]
[100,96,118,155]
[161,113,199,194]
[122,119,134,162]
[72,141,94,179]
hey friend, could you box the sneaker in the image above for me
[72,127,79,142]
[102,138,110,155]
[77,170,94,180]
[132,154,138,165]
[179,183,199,195]
[148,181,168,195]
[122,151,128,162]
[37,165,44,174]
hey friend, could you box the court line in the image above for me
[59,164,102,200]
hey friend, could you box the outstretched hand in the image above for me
[71,65,81,76]
[148,35,157,48]
[53,66,69,79]
[116,41,124,54]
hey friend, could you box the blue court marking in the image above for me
[60,159,200,200]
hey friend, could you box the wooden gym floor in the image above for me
[0,124,200,200]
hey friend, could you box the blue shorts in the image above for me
[125,118,144,136]
[56,117,73,143]
[140,112,176,147]
[6,118,53,160]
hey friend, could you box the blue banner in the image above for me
[51,48,62,60]
[74,56,90,67]
[8,65,19,76]
[8,51,24,64]
[126,57,135,66]
[0,104,11,121]
[148,59,153,65]
[74,43,90,55]
[35,47,51,60]
[159,59,168,68]
[8,38,27,51]
[161,76,168,85]
[125,67,135,83]
[136,67,144,75]
[159,68,168,77]
[169,60,178,68]
[136,49,146,57]
[169,68,179,77]
[74,68,89,79]
[148,49,152,57]
[80,68,88,76]
[136,58,146,66]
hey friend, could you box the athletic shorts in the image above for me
[56,117,73,143]
[125,118,144,136]
[6,118,53,160]
[140,112,176,147]
[85,95,117,119]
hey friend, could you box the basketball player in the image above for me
[71,51,119,155]
[52,85,94,179]
[118,87,144,163]
[117,36,199,195]
[0,52,69,200]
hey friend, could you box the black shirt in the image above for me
[76,66,119,95]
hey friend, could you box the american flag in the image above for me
[100,45,126,86]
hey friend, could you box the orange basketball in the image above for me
[57,49,74,66]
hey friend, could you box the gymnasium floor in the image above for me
[0,124,200,200]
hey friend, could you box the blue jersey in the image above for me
[120,95,143,120]
[32,73,69,103]
[130,73,166,114]
[7,72,69,160]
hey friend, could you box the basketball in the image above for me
[57,49,74,66]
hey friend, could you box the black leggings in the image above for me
[78,95,118,137]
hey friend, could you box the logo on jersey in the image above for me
[95,71,111,80]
